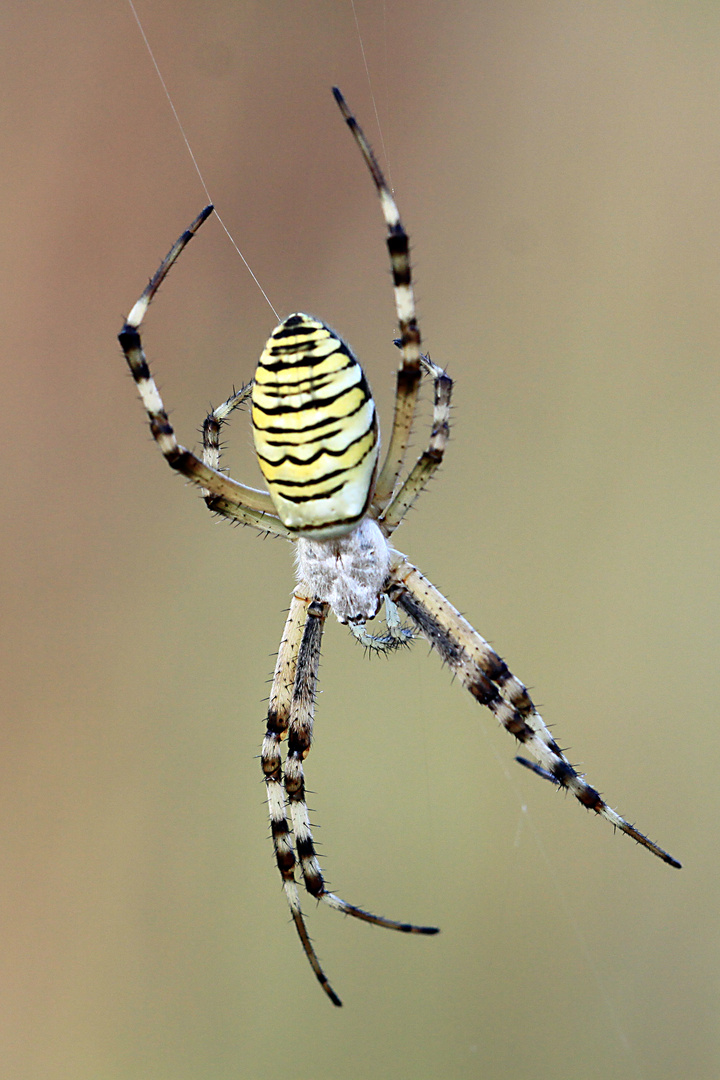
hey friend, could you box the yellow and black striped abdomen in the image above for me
[251,314,379,536]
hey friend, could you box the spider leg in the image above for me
[118,207,286,536]
[388,552,681,869]
[262,591,341,1006]
[333,88,422,509]
[515,756,560,784]
[379,352,453,535]
[283,595,438,987]
[198,384,293,533]
[202,383,254,475]
[196,493,292,535]
[349,596,413,651]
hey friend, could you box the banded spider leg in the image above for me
[386,554,682,870]
[261,589,438,1007]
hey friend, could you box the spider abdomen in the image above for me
[251,314,379,537]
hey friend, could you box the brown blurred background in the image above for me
[1,1,717,1077]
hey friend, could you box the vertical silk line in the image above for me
[349,0,394,192]
[125,0,279,320]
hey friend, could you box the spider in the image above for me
[118,87,681,1006]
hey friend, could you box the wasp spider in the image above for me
[119,87,681,1006]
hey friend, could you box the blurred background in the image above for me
[1,1,717,1077]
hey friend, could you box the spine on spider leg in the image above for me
[117,205,215,467]
[387,553,681,869]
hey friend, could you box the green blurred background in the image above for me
[2,1,717,1077]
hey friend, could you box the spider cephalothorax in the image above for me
[119,87,680,1007]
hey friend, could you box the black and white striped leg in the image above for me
[118,207,285,534]
[333,88,422,509]
[261,591,342,1006]
[197,384,291,533]
[202,383,254,475]
[380,352,453,535]
[388,554,681,869]
[286,598,438,928]
[280,596,438,1001]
